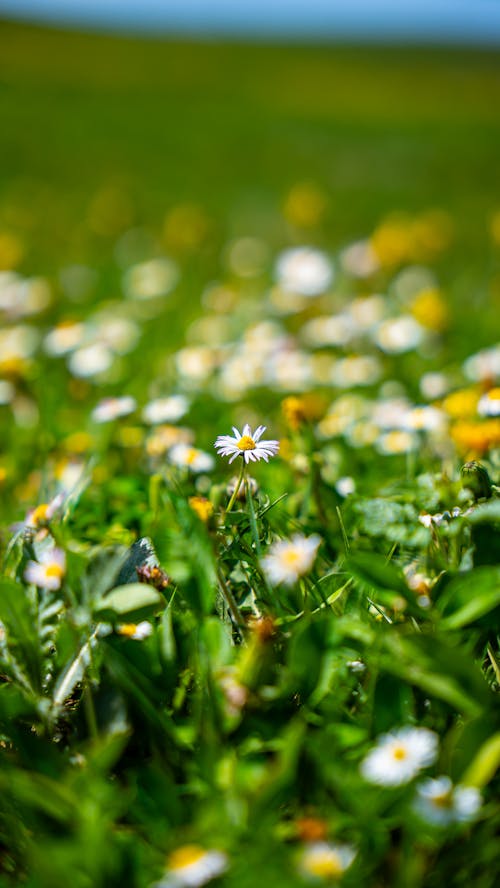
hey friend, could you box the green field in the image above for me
[0,21,500,888]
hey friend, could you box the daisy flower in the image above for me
[117,621,153,641]
[413,776,482,827]
[25,493,65,529]
[154,845,228,888]
[214,424,279,464]
[169,444,215,473]
[142,395,189,425]
[261,534,321,586]
[297,841,356,881]
[24,547,66,591]
[360,726,438,786]
[91,396,137,423]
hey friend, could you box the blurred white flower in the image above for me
[376,430,417,455]
[142,395,189,425]
[301,314,354,348]
[117,621,153,641]
[261,533,321,586]
[124,257,178,300]
[275,246,333,296]
[214,424,279,465]
[24,547,66,591]
[175,346,217,382]
[419,371,450,400]
[374,316,424,353]
[68,343,114,378]
[478,387,500,417]
[0,325,39,361]
[154,846,228,888]
[169,444,215,473]
[360,726,438,786]
[339,238,380,278]
[331,355,382,388]
[297,841,356,881]
[463,345,500,382]
[335,476,356,497]
[413,776,481,827]
[44,322,86,356]
[91,396,137,423]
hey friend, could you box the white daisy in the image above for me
[155,845,228,888]
[478,387,500,417]
[275,246,334,297]
[169,444,215,474]
[142,395,189,425]
[214,424,279,465]
[24,547,66,591]
[360,726,438,786]
[298,841,356,881]
[91,396,137,423]
[68,343,114,378]
[413,776,482,827]
[26,493,65,529]
[117,621,153,641]
[261,534,321,586]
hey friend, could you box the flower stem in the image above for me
[226,459,246,513]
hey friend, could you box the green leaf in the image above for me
[466,499,500,525]
[0,578,42,694]
[461,732,500,787]
[437,566,500,629]
[94,583,162,621]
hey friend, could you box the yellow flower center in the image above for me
[186,448,198,465]
[432,790,453,809]
[45,564,64,579]
[237,435,256,451]
[118,623,138,638]
[31,504,49,525]
[306,851,343,879]
[392,745,408,761]
[282,549,301,567]
[168,845,206,870]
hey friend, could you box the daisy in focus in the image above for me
[413,776,482,827]
[360,726,438,786]
[261,534,321,586]
[214,424,279,464]
[297,841,356,882]
[24,547,66,591]
[154,845,228,888]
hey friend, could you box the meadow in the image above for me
[0,21,500,887]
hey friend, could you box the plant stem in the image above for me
[226,459,246,513]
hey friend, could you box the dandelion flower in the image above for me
[414,776,481,827]
[261,534,321,586]
[24,547,66,591]
[298,841,356,881]
[155,845,228,888]
[214,424,279,465]
[360,726,438,786]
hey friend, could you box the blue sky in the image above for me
[1,0,500,43]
